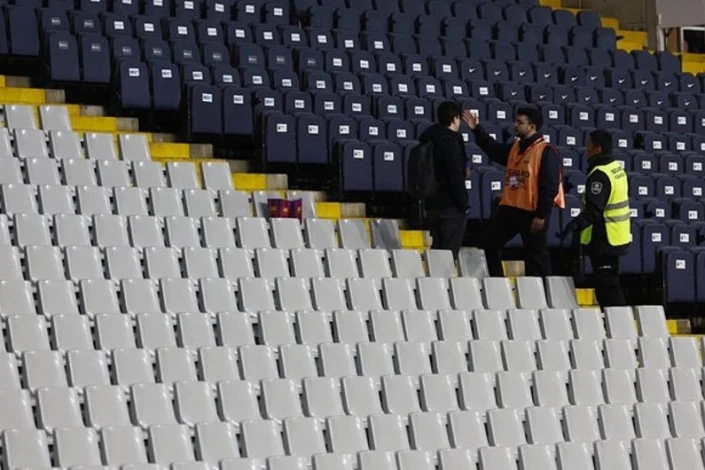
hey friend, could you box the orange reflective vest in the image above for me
[499,137,565,212]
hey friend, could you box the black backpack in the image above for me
[407,140,439,200]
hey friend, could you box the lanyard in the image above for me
[513,136,545,167]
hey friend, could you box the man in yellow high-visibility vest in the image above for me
[560,129,631,307]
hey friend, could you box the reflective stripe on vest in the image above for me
[499,138,565,211]
[580,160,631,247]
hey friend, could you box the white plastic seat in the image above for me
[469,339,503,372]
[133,161,166,188]
[570,339,605,370]
[122,279,162,314]
[156,347,198,384]
[402,310,438,343]
[76,186,113,216]
[39,105,71,130]
[237,217,271,249]
[540,308,574,340]
[358,248,392,279]
[0,128,11,158]
[54,427,103,467]
[359,451,397,470]
[670,401,705,438]
[255,247,291,278]
[417,277,451,310]
[26,156,61,184]
[201,279,238,313]
[369,219,401,250]
[64,158,98,186]
[287,191,317,219]
[52,313,93,350]
[259,310,296,346]
[545,276,579,308]
[239,277,276,312]
[49,130,82,160]
[666,437,705,470]
[333,310,369,344]
[219,247,255,279]
[15,128,49,158]
[358,342,395,377]
[7,313,50,352]
[37,386,84,430]
[497,371,534,409]
[458,372,498,412]
[218,380,261,423]
[633,438,670,470]
[382,278,418,310]
[0,214,11,245]
[37,271,80,312]
[181,247,218,279]
[563,405,601,442]
[128,215,165,247]
[0,280,37,315]
[40,184,77,215]
[242,420,286,459]
[67,350,111,387]
[556,442,594,470]
[595,440,632,470]
[131,383,177,427]
[116,187,149,216]
[167,161,199,189]
[112,348,155,386]
[240,345,279,381]
[572,308,606,339]
[312,278,348,311]
[516,276,548,309]
[342,376,383,416]
[410,412,451,450]
[97,159,132,187]
[635,402,671,439]
[119,133,151,161]
[82,381,131,435]
[105,246,143,279]
[437,310,473,341]
[176,312,215,349]
[0,247,24,280]
[536,340,571,371]
[197,347,239,383]
[174,381,219,426]
[276,277,314,311]
[304,377,346,418]
[425,249,456,278]
[3,429,51,470]
[639,337,672,368]
[670,368,703,401]
[148,424,196,465]
[369,310,404,342]
[533,370,569,407]
[3,184,38,215]
[325,248,359,278]
[478,446,517,470]
[671,337,702,368]
[482,278,516,310]
[65,246,105,280]
[195,422,241,464]
[201,161,233,190]
[337,219,369,249]
[23,350,68,389]
[0,389,35,429]
[145,247,182,279]
[95,314,136,350]
[319,343,357,378]
[605,306,638,339]
[93,215,131,248]
[85,132,118,160]
[55,214,91,246]
[429,340,466,375]
[397,342,433,375]
[381,375,422,415]
[391,249,425,278]
[150,187,184,216]
[420,373,460,412]
[280,344,318,379]
[217,312,256,347]
[507,309,542,340]
[473,309,509,340]
[296,310,333,345]
[218,189,252,218]
[446,410,489,452]
[101,426,149,466]
[324,416,369,454]
[0,159,23,184]
[183,189,217,217]
[604,338,638,369]
[304,218,337,249]
[270,218,304,250]
[501,340,537,372]
[598,403,636,440]
[15,213,52,246]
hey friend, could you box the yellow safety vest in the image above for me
[580,160,631,247]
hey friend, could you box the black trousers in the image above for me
[480,206,552,277]
[589,254,627,307]
[429,213,468,259]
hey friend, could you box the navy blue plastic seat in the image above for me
[296,114,328,164]
[426,0,452,18]
[174,0,203,19]
[172,40,200,64]
[6,6,39,56]
[372,142,403,192]
[40,9,70,34]
[205,1,232,20]
[452,0,477,20]
[118,60,150,109]
[620,222,642,273]
[362,73,388,96]
[271,70,299,91]
[391,12,415,35]
[223,87,253,135]
[80,34,110,83]
[640,221,669,273]
[357,117,384,142]
[480,169,504,219]
[151,62,181,110]
[46,32,80,82]
[283,90,312,114]
[341,94,368,117]
[79,0,107,13]
[337,140,373,193]
[630,173,655,199]
[253,24,280,47]
[242,68,271,88]
[528,5,553,25]
[264,1,290,25]
[611,49,635,71]
[225,22,252,46]
[389,76,415,97]
[182,63,211,84]
[111,37,140,62]
[263,113,295,163]
[145,0,172,17]
[234,0,261,22]
[307,28,333,49]
[594,27,617,49]
[388,119,415,142]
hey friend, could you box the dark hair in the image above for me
[516,106,543,131]
[589,129,612,155]
[437,101,461,127]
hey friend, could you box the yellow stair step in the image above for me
[400,230,425,249]
[539,0,562,8]
[149,142,192,159]
[682,61,705,74]
[233,173,268,191]
[0,76,7,87]
[616,40,644,52]
[618,30,647,46]
[0,87,52,105]
[315,202,342,219]
[601,17,620,29]
[70,116,138,133]
[667,319,691,335]
[576,288,596,306]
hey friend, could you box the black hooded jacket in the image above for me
[419,123,469,215]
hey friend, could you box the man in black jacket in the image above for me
[560,129,630,307]
[463,106,562,277]
[418,101,469,258]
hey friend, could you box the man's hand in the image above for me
[558,220,576,241]
[531,217,545,233]
[462,110,478,130]
[465,167,472,178]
